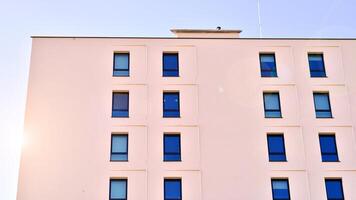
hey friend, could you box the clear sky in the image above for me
[0,0,355,199]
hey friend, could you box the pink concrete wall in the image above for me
[18,37,356,200]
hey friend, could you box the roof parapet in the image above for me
[170,28,242,38]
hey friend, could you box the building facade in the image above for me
[17,29,356,200]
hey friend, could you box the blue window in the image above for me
[164,134,181,161]
[113,53,129,77]
[325,179,344,200]
[111,135,128,161]
[263,92,282,118]
[267,134,287,162]
[309,54,326,77]
[163,53,179,77]
[110,179,127,200]
[313,92,332,118]
[260,53,277,77]
[319,135,339,162]
[163,92,180,117]
[271,179,290,200]
[112,92,129,117]
[164,179,182,200]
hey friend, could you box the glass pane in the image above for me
[163,70,179,77]
[314,94,330,110]
[311,71,326,77]
[164,93,179,110]
[322,154,338,162]
[113,93,129,110]
[112,110,129,117]
[309,54,323,62]
[262,71,277,77]
[316,111,332,118]
[268,136,285,154]
[114,54,129,70]
[110,180,127,199]
[309,54,326,77]
[111,154,128,161]
[261,54,276,63]
[165,180,181,199]
[265,111,282,118]
[112,135,127,153]
[164,135,180,154]
[264,94,280,110]
[273,180,288,189]
[269,154,287,161]
[326,180,344,199]
[272,180,290,199]
[164,154,181,161]
[260,54,277,75]
[320,136,337,153]
[113,70,129,77]
[163,54,178,70]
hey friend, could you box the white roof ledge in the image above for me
[170,28,242,38]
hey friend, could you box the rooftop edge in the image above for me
[30,36,356,40]
[170,28,242,34]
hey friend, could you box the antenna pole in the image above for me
[257,0,262,38]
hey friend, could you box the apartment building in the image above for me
[17,28,356,200]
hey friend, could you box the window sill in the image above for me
[269,160,288,162]
[163,116,181,118]
[315,117,334,119]
[110,160,129,162]
[163,160,182,162]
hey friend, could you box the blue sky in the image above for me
[0,0,355,199]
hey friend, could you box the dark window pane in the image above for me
[111,135,128,161]
[309,54,326,77]
[264,93,282,118]
[164,135,181,161]
[112,92,129,117]
[272,179,290,200]
[267,135,286,162]
[325,179,344,200]
[260,54,277,77]
[113,53,129,77]
[163,53,179,77]
[319,135,338,162]
[313,93,332,118]
[164,179,182,200]
[110,179,127,200]
[163,92,180,117]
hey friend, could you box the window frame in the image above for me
[308,53,327,78]
[313,92,333,118]
[259,53,278,77]
[325,178,345,200]
[163,134,181,162]
[113,52,130,77]
[163,52,179,77]
[164,178,182,200]
[110,134,129,162]
[267,134,287,162]
[271,179,291,200]
[112,92,129,118]
[163,92,180,118]
[263,92,282,118]
[319,134,339,162]
[109,179,128,200]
